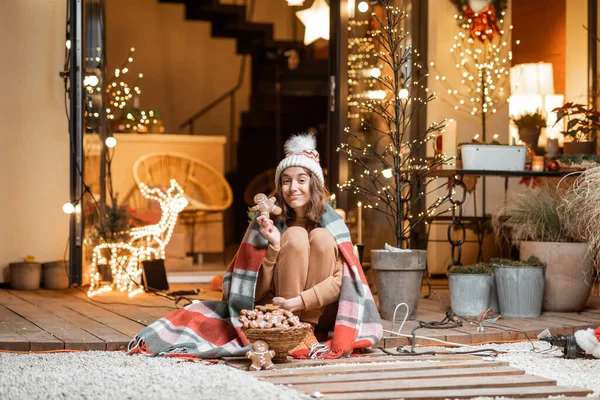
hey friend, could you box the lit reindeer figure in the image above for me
[129,179,189,260]
[88,179,188,297]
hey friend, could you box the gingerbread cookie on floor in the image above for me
[246,340,275,371]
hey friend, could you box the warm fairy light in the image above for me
[66,40,71,49]
[369,68,381,78]
[88,179,188,297]
[85,47,144,122]
[429,11,516,139]
[398,88,409,99]
[84,75,99,87]
[357,1,369,12]
[367,90,386,100]
[382,169,393,179]
[63,202,75,214]
[473,134,480,141]
[105,137,117,148]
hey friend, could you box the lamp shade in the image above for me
[510,63,555,96]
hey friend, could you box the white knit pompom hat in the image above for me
[275,133,324,186]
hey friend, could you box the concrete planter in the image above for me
[449,273,492,317]
[520,241,593,312]
[9,262,42,290]
[371,249,426,320]
[493,265,545,318]
[461,144,526,171]
[42,261,69,290]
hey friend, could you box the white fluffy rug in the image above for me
[0,352,310,400]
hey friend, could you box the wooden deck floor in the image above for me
[0,284,598,352]
[1,285,598,399]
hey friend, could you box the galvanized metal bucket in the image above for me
[449,273,492,317]
[489,272,499,313]
[372,249,426,321]
[494,265,545,318]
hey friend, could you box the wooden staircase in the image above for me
[159,0,329,239]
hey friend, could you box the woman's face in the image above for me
[281,167,311,215]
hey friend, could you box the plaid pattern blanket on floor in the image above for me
[128,204,382,359]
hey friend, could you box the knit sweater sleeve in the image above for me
[254,244,279,303]
[299,253,343,310]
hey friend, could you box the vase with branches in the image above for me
[338,1,452,249]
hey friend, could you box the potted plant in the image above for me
[448,263,495,317]
[492,185,594,312]
[490,256,546,318]
[552,102,600,154]
[511,110,547,155]
[338,1,451,320]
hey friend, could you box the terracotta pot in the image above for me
[564,141,594,155]
[518,128,542,155]
[520,241,593,312]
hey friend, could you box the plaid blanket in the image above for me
[128,204,382,359]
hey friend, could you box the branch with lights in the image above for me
[338,1,453,248]
[430,0,517,139]
[88,179,188,297]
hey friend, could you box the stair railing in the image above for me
[179,0,254,136]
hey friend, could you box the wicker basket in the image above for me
[242,323,311,363]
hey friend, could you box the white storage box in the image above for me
[461,144,527,171]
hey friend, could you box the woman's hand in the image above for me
[272,296,304,312]
[257,215,281,249]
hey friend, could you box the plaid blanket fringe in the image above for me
[128,204,382,359]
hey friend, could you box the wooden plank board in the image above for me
[0,290,103,351]
[290,373,555,394]
[324,385,592,400]
[24,289,146,339]
[0,304,63,351]
[252,359,509,378]
[262,366,524,385]
[0,305,35,351]
[66,288,168,326]
[9,290,133,351]
[227,354,482,370]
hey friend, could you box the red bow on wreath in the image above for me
[464,4,500,42]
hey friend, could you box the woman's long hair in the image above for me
[271,167,330,224]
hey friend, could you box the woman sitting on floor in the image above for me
[129,134,382,359]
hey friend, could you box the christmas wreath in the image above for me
[450,0,507,42]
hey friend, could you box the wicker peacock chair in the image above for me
[132,152,233,262]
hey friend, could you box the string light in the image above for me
[63,202,75,214]
[105,136,117,148]
[357,1,369,12]
[430,11,517,139]
[88,179,188,297]
[338,1,453,248]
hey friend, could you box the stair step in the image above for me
[185,2,246,25]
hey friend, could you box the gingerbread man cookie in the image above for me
[251,193,282,217]
[246,340,275,371]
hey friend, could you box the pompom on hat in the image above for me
[275,133,324,186]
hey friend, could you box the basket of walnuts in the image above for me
[239,304,312,363]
